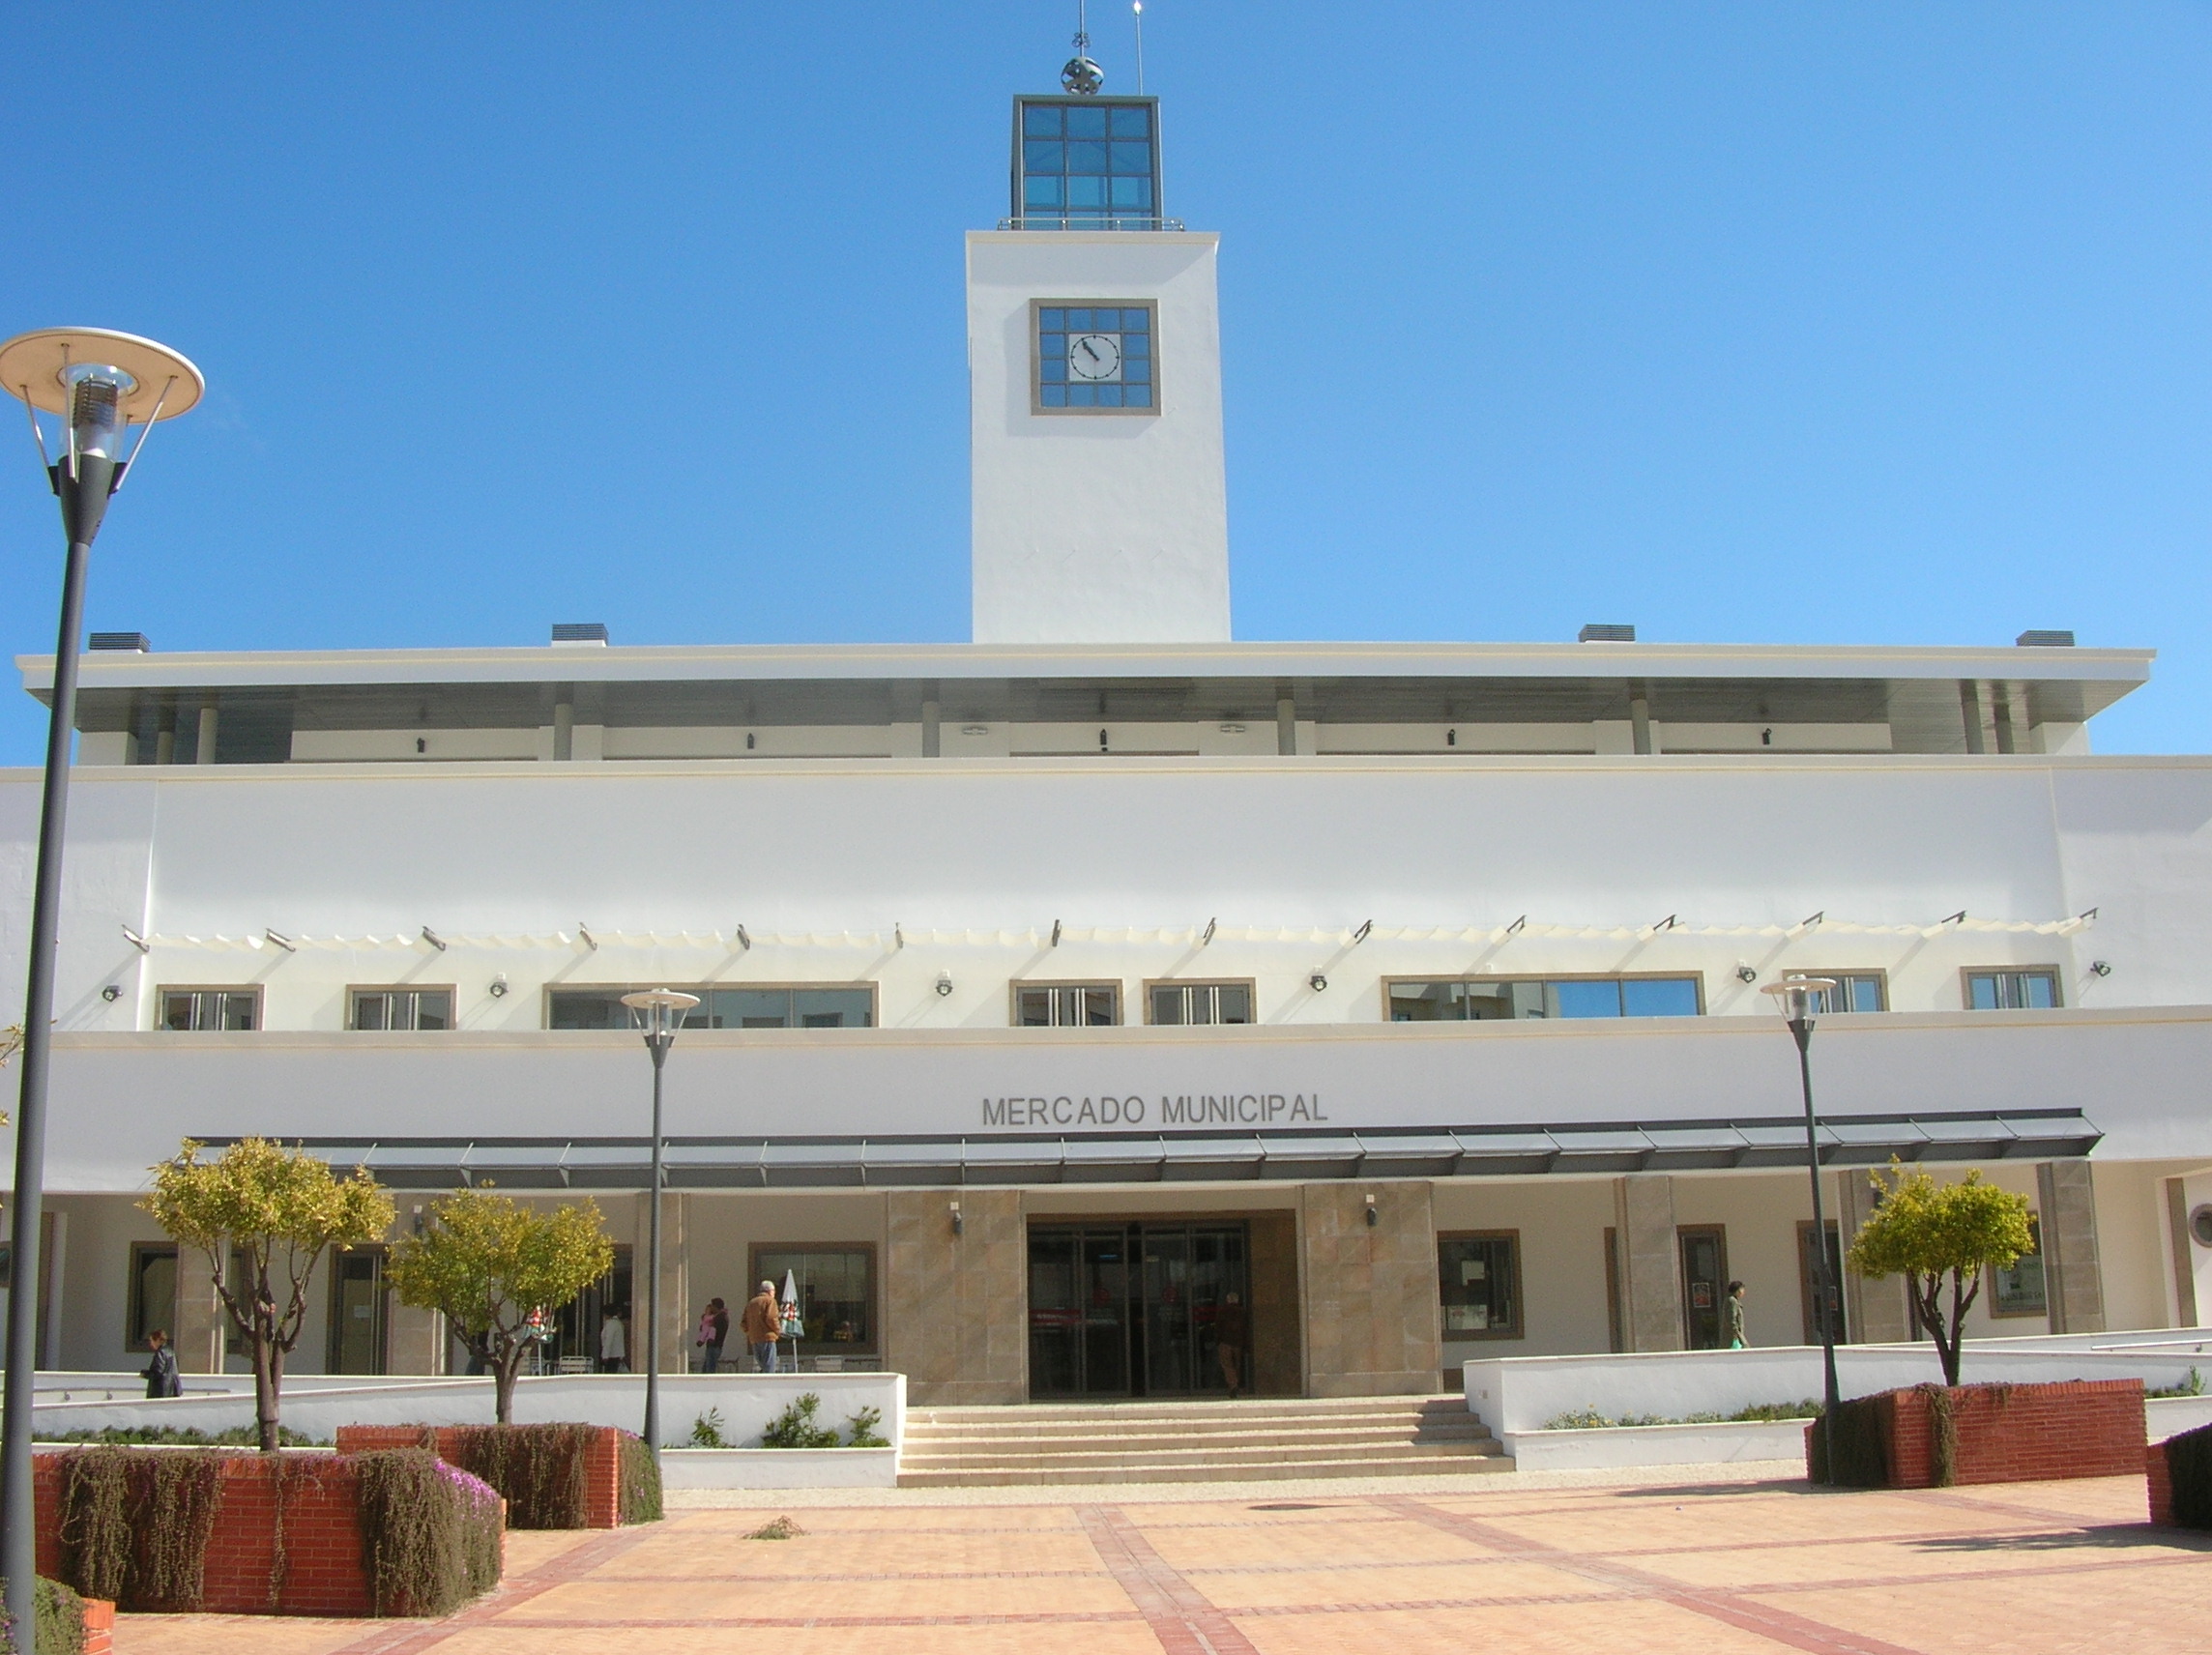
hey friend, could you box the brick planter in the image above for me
[1804,1379,2146,1488]
[34,1452,378,1615]
[335,1425,624,1527]
[81,1596,115,1655]
[2146,1418,2212,1527]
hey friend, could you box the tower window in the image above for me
[1034,301,1157,413]
[1012,97,1161,228]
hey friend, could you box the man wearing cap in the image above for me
[742,1279,782,1374]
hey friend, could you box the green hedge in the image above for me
[353,1449,505,1616]
[444,1424,595,1529]
[1806,1393,1893,1487]
[2165,1419,2212,1529]
[0,1579,85,1655]
[53,1448,222,1610]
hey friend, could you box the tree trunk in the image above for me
[255,1325,286,1451]
[494,1347,521,1424]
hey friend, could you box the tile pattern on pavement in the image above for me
[109,1470,2212,1655]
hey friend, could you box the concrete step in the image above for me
[909,1394,1468,1424]
[905,1415,1491,1440]
[899,1438,1502,1471]
[896,1452,1516,1488]
[905,1423,1496,1451]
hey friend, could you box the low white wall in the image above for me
[32,1371,907,1452]
[659,1447,899,1489]
[2147,1396,2212,1441]
[1464,1338,2207,1437]
[1503,1419,1809,1471]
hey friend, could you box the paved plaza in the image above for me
[110,1466,2210,1655]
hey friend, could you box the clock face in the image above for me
[1066,333,1122,381]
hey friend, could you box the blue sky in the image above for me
[1,3,2205,760]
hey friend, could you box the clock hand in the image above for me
[1078,338,1102,363]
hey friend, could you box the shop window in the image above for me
[1437,1233,1522,1340]
[1989,1214,2048,1318]
[1147,982,1252,1025]
[128,1243,178,1350]
[160,987,259,1031]
[1387,976,1702,1021]
[548,985,876,1030]
[750,1245,875,1359]
[1963,968,2060,1010]
[1014,982,1121,1027]
[350,987,453,1031]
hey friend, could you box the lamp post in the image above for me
[1761,973,1843,1486]
[620,990,699,1453]
[1,330,201,1649]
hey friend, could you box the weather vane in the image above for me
[1062,0,1104,94]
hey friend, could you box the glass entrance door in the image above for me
[1030,1221,1247,1399]
[1678,1225,1730,1350]
[328,1247,388,1375]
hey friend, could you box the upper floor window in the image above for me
[1147,982,1252,1026]
[350,987,453,1031]
[547,986,876,1031]
[1015,983,1121,1027]
[1964,968,2060,1011]
[160,987,259,1031]
[1386,976,1703,1022]
[1799,973,1887,1014]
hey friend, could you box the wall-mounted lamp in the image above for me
[488,974,509,998]
[411,1204,427,1236]
[1308,972,1328,994]
[2090,960,2113,977]
[1218,723,1246,735]
[1734,964,1758,984]
[100,984,121,1002]
[1364,1193,1379,1228]
[949,1201,963,1236]
[421,925,448,952]
[960,724,989,737]
[935,973,954,997]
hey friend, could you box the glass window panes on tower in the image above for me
[1965,969,2060,1010]
[160,988,259,1031]
[1035,304,1154,411]
[350,988,453,1031]
[1438,1234,1521,1340]
[1016,984,1121,1026]
[1015,98,1158,225]
[1387,977,1703,1021]
[1148,983,1252,1025]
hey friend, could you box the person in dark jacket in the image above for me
[141,1328,182,1399]
[1214,1292,1250,1398]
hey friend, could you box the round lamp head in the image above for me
[621,988,702,1037]
[1760,975,1839,1023]
[0,328,204,423]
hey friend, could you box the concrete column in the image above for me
[921,692,942,757]
[1276,696,1297,755]
[2037,1160,2106,1334]
[883,1190,1025,1405]
[2166,1177,2199,1328]
[173,1247,227,1374]
[1612,1175,1683,1351]
[1298,1182,1441,1397]
[194,699,218,764]
[1836,1167,1910,1343]
[386,1300,446,1375]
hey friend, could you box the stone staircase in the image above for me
[896,1393,1511,1487]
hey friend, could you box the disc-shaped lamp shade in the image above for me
[621,989,702,1034]
[0,329,205,421]
[1760,975,1839,1021]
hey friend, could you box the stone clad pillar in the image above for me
[1299,1182,1441,1397]
[173,1246,226,1374]
[1836,1168,1911,1343]
[631,1191,690,1376]
[884,1190,1025,1405]
[386,1300,445,1375]
[2038,1160,2107,1335]
[1612,1175,1682,1352]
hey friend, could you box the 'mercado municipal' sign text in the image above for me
[982,1092,1328,1128]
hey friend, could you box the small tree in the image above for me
[386,1190,615,1423]
[142,1137,395,1449]
[1847,1161,2034,1386]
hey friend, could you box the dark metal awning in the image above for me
[202,1107,2102,1191]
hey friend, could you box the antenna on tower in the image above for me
[1062,0,1105,94]
[1132,2,1146,93]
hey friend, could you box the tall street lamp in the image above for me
[621,990,699,1453]
[1,330,202,1649]
[1761,973,1844,1486]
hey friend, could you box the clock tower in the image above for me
[969,80,1230,644]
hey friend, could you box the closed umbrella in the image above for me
[780,1268,803,1374]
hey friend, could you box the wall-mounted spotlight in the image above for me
[1734,964,1758,984]
[421,925,448,952]
[1308,972,1328,994]
[101,984,122,1002]
[949,1200,963,1236]
[935,973,954,997]
[1364,1192,1380,1228]
[2090,960,2113,977]
[488,974,509,998]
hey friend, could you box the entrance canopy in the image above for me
[212,1106,2100,1191]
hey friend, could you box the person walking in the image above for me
[1726,1281,1748,1350]
[141,1328,183,1399]
[1214,1292,1250,1399]
[696,1298,729,1374]
[598,1305,627,1374]
[742,1280,781,1374]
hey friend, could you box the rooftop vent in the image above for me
[2016,629,2075,648]
[550,623,609,646]
[89,631,151,652]
[1578,624,1636,643]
